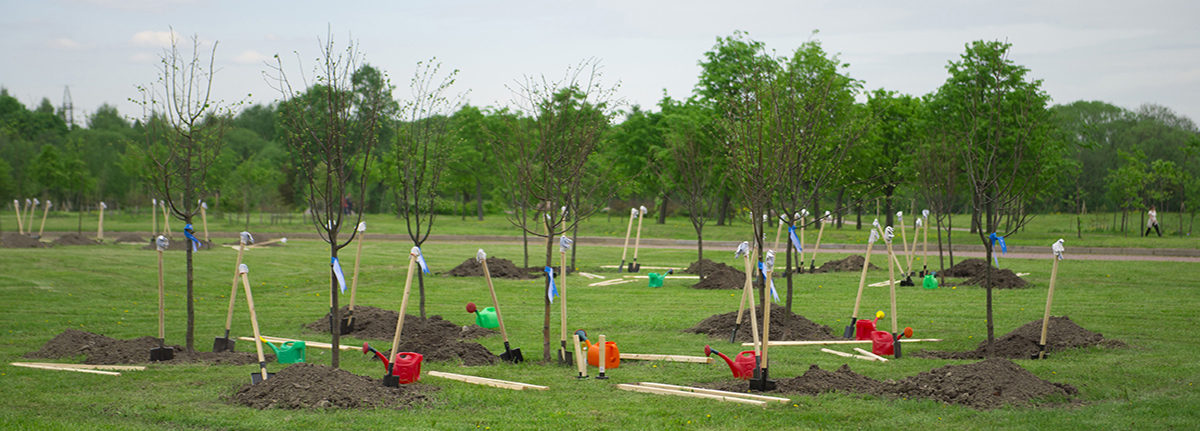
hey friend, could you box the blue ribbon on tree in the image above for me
[332,257,347,293]
[545,266,558,303]
[415,247,430,274]
[788,225,803,255]
[183,223,201,252]
[757,262,780,303]
[989,232,1007,266]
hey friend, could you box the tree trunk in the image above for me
[541,232,554,362]
[716,193,730,226]
[418,269,426,319]
[329,239,340,369]
[984,195,995,358]
[476,177,484,221]
[783,225,794,338]
[856,202,862,230]
[657,194,668,224]
[835,187,845,228]
[186,243,195,352]
[936,215,946,286]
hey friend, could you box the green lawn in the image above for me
[1,238,1197,429]
[5,208,1199,250]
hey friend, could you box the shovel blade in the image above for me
[499,348,524,363]
[748,368,776,392]
[251,371,275,385]
[1030,344,1049,360]
[150,346,174,362]
[729,324,740,344]
[339,317,355,335]
[557,349,574,367]
[842,325,855,339]
[212,337,235,353]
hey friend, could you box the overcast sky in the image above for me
[3,0,1198,127]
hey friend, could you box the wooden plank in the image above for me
[617,384,767,406]
[622,276,700,279]
[853,348,889,362]
[242,336,358,351]
[426,371,548,391]
[578,272,605,279]
[636,382,789,403]
[10,362,145,371]
[742,338,941,347]
[819,348,876,361]
[11,362,121,375]
[619,353,713,364]
[588,279,635,287]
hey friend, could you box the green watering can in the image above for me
[475,306,499,329]
[261,338,306,364]
[647,269,672,288]
[923,273,938,290]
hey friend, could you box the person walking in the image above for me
[1145,206,1162,237]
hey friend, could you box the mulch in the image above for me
[228,362,435,410]
[304,306,498,366]
[23,329,267,365]
[698,358,1078,410]
[913,315,1125,360]
[683,303,838,342]
[443,256,538,279]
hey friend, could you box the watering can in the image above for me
[855,311,884,341]
[474,306,499,329]
[647,269,672,288]
[923,273,938,289]
[870,331,895,356]
[261,338,306,364]
[704,345,754,380]
[585,338,620,369]
[390,352,423,384]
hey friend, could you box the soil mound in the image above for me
[914,316,1125,360]
[689,263,745,290]
[811,255,880,274]
[52,233,101,246]
[305,306,497,366]
[684,259,733,275]
[891,358,1078,409]
[941,258,990,278]
[115,234,146,243]
[698,359,1077,410]
[23,329,267,365]
[964,268,1029,289]
[444,256,537,279]
[229,363,434,410]
[2,233,48,248]
[684,303,837,342]
[141,238,214,251]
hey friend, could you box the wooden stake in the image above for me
[97,202,106,240]
[161,201,172,238]
[151,199,157,237]
[10,363,121,375]
[11,362,144,371]
[618,208,636,271]
[240,336,356,351]
[853,347,889,362]
[200,202,209,241]
[348,223,366,320]
[13,199,24,235]
[820,348,876,361]
[573,333,587,378]
[240,267,269,381]
[1038,248,1062,359]
[428,371,548,391]
[851,236,877,322]
[619,353,713,364]
[38,200,50,238]
[559,248,568,360]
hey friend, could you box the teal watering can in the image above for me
[261,338,306,364]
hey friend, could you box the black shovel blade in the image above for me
[383,373,400,387]
[893,333,903,359]
[339,317,355,335]
[150,346,174,362]
[557,349,574,367]
[212,337,235,353]
[748,368,776,392]
[627,263,635,272]
[499,347,524,363]
[251,371,275,385]
[1030,344,1049,360]
[842,325,855,339]
[729,324,740,344]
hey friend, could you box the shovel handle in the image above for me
[619,210,636,263]
[851,240,875,319]
[348,229,365,311]
[242,271,268,378]
[225,242,246,332]
[157,250,165,340]
[481,258,510,343]
[1039,256,1060,348]
[391,252,418,365]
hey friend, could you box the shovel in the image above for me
[478,249,523,363]
[808,211,829,273]
[883,227,903,359]
[38,200,51,238]
[749,251,776,392]
[844,229,879,338]
[1033,239,1065,360]
[629,206,647,272]
[342,222,367,334]
[558,237,573,366]
[617,208,637,273]
[214,231,253,353]
[240,264,273,384]
[150,236,174,362]
[730,242,754,343]
[385,247,420,387]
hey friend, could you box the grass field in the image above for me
[5,207,1199,250]
[2,236,1198,430]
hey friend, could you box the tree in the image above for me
[136,32,236,352]
[490,60,623,362]
[270,33,385,368]
[927,40,1063,356]
[865,89,922,228]
[661,96,720,277]
[385,59,461,319]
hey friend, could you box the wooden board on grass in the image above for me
[427,371,547,391]
[617,383,767,406]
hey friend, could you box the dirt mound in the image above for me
[23,329,267,365]
[52,233,100,246]
[305,306,497,366]
[914,316,1125,360]
[115,234,146,243]
[444,256,537,279]
[891,358,1078,409]
[699,359,1077,410]
[941,258,990,278]
[811,255,880,274]
[690,264,745,290]
[684,303,837,342]
[141,238,214,251]
[2,233,48,248]
[964,268,1030,289]
[684,259,732,275]
[229,363,434,410]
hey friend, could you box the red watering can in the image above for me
[704,345,755,380]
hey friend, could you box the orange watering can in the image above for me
[585,338,620,369]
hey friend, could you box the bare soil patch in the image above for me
[52,233,100,246]
[698,358,1077,410]
[684,303,837,342]
[914,315,1125,360]
[687,259,746,290]
[229,363,435,410]
[941,258,990,278]
[964,268,1030,289]
[444,256,537,279]
[23,329,266,365]
[305,306,497,366]
[2,233,48,248]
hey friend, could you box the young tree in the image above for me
[927,40,1064,356]
[270,34,385,368]
[136,32,236,352]
[385,59,462,319]
[490,60,623,362]
[661,97,719,278]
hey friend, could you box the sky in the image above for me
[2,0,1199,127]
